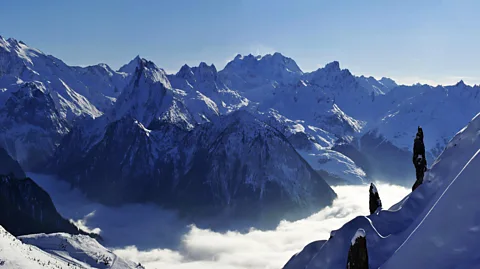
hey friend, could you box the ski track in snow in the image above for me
[393,149,480,255]
[28,173,409,269]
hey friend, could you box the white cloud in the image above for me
[29,173,409,269]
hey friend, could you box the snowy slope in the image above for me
[168,62,250,116]
[20,233,140,269]
[372,82,480,156]
[0,36,104,119]
[0,81,70,168]
[356,75,398,95]
[0,36,129,114]
[259,110,367,184]
[0,225,138,269]
[283,112,480,269]
[0,225,77,269]
[0,36,132,169]
[219,53,303,94]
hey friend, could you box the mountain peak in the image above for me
[118,55,142,74]
[223,52,303,78]
[176,64,193,78]
[6,37,19,45]
[324,61,341,72]
[455,80,467,87]
[197,62,217,73]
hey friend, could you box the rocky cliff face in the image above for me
[0,174,83,236]
[51,110,337,227]
[0,147,25,178]
[0,82,70,169]
[347,229,369,269]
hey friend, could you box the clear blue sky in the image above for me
[2,0,480,85]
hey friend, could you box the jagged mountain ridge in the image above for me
[0,36,389,185]
[1,35,478,203]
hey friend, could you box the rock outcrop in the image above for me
[369,183,382,214]
[346,229,368,269]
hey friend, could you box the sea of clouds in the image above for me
[30,173,409,269]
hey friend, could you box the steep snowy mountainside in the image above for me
[0,225,137,269]
[379,116,480,268]
[50,109,336,227]
[0,81,70,169]
[152,57,369,185]
[259,110,367,184]
[2,33,476,192]
[379,77,398,90]
[302,61,380,120]
[221,60,372,138]
[0,225,76,269]
[172,110,336,211]
[118,55,142,74]
[369,82,480,158]
[356,75,398,95]
[336,80,480,185]
[71,63,128,104]
[113,57,226,130]
[283,112,480,269]
[0,36,130,117]
[20,233,139,269]
[219,52,303,93]
[168,62,250,115]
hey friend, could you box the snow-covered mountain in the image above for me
[0,36,130,112]
[0,36,131,169]
[342,81,480,184]
[219,53,303,94]
[283,112,480,269]
[0,225,139,269]
[0,81,70,169]
[2,35,479,223]
[356,75,398,95]
[50,111,336,225]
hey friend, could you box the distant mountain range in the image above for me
[1,35,479,223]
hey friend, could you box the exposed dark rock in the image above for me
[347,229,369,269]
[0,147,25,178]
[0,174,84,236]
[369,183,382,214]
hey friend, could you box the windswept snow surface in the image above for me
[19,233,139,269]
[284,113,480,269]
